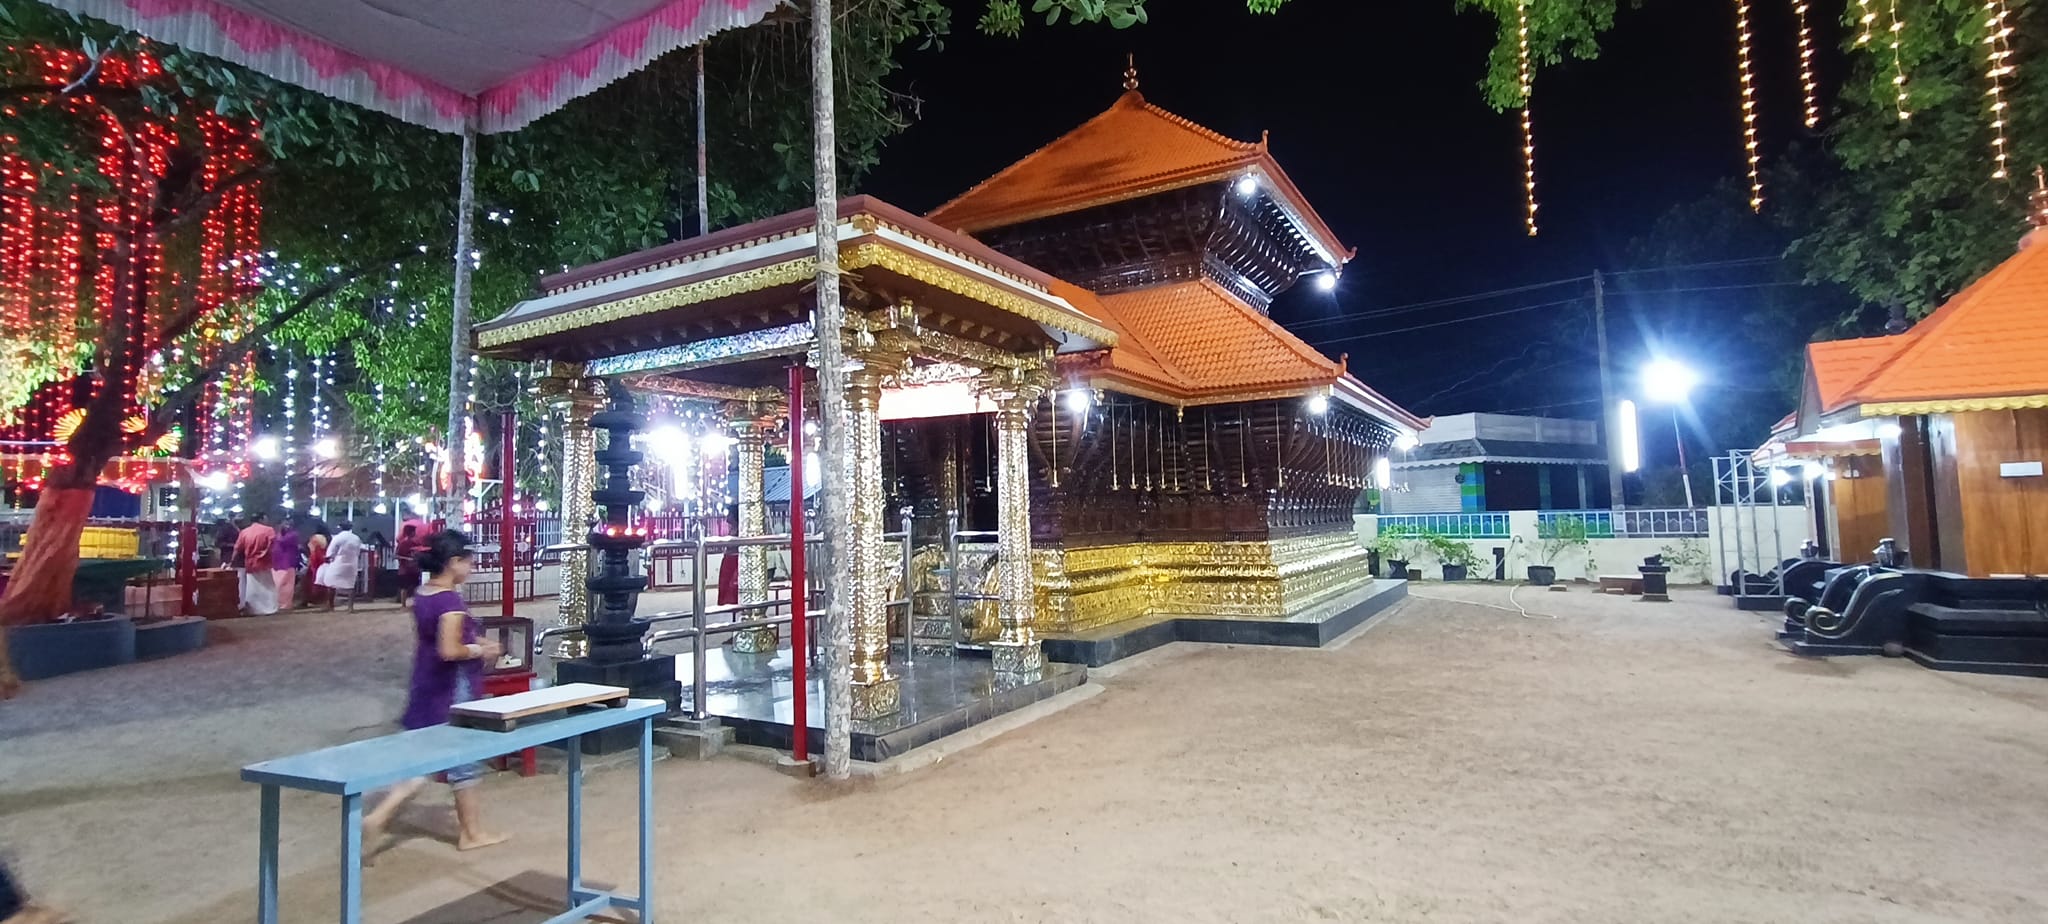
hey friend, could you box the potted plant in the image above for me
[1425,532,1485,581]
[1369,532,1410,580]
[1531,516,1592,586]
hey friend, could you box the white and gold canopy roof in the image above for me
[477,197,1116,389]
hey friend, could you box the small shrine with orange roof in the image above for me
[474,67,1420,734]
[1786,173,2048,576]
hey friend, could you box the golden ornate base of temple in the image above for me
[729,626,779,653]
[1034,529,1374,634]
[850,676,902,720]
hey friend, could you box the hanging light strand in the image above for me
[1855,0,1876,46]
[1736,0,1763,211]
[1792,0,1819,129]
[1517,0,1539,236]
[1983,0,2016,180]
[1888,0,1912,120]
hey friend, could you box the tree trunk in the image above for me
[0,483,97,627]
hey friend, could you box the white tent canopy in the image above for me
[37,0,781,132]
[34,0,866,779]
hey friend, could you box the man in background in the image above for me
[233,511,279,616]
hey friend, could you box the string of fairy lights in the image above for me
[1792,0,1819,129]
[1500,0,2022,227]
[1735,0,1762,212]
[1888,0,1913,120]
[1517,0,1539,237]
[1983,0,2016,181]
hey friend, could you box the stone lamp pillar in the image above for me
[555,386,682,749]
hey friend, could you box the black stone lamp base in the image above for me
[554,654,681,754]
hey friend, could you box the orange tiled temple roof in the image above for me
[1057,278,1424,428]
[1807,238,2048,416]
[927,90,1348,259]
[1809,336,1915,413]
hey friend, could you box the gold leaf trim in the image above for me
[479,260,815,349]
[847,243,1118,346]
[479,241,1118,352]
[1860,393,2048,416]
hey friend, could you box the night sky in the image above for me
[861,0,1852,459]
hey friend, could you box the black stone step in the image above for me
[1908,603,2048,637]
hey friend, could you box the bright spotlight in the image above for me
[1374,456,1393,490]
[250,435,281,461]
[1234,174,1259,198]
[646,426,691,462]
[1618,400,1641,473]
[802,420,819,437]
[1770,467,1794,488]
[1393,432,1419,452]
[1878,421,1903,439]
[645,497,665,513]
[372,502,389,514]
[699,431,736,456]
[1306,393,1330,415]
[535,499,551,512]
[1802,460,1827,480]
[1064,387,1092,414]
[1315,272,1338,293]
[196,470,230,491]
[312,437,339,459]
[1641,357,1700,405]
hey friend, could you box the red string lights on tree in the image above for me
[0,43,265,496]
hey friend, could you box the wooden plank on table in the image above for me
[449,683,628,731]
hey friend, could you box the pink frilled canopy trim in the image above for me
[38,0,781,134]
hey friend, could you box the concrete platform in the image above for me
[1040,578,1408,667]
[670,646,1086,763]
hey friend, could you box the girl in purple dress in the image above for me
[361,530,508,852]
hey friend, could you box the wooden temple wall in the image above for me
[1026,394,1395,633]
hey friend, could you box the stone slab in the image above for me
[669,646,1087,763]
[1040,579,1409,667]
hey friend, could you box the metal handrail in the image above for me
[644,609,824,654]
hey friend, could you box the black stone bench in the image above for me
[1905,602,2048,676]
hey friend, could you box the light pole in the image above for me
[1641,358,1700,509]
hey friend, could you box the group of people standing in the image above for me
[214,513,370,615]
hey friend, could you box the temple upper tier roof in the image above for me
[926,90,1349,307]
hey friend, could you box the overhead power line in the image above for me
[1302,280,1805,347]
[1286,254,1787,333]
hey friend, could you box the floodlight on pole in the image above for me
[1639,357,1700,508]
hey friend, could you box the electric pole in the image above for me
[1594,269,1624,510]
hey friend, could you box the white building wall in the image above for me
[1356,505,1811,584]
[1385,466,1464,514]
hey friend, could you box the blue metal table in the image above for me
[241,699,666,924]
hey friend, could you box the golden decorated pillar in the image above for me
[984,369,1049,675]
[846,353,905,718]
[539,364,603,659]
[728,414,776,653]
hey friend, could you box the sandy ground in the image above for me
[4,584,2048,923]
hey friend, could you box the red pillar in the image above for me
[500,410,516,619]
[787,363,808,764]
